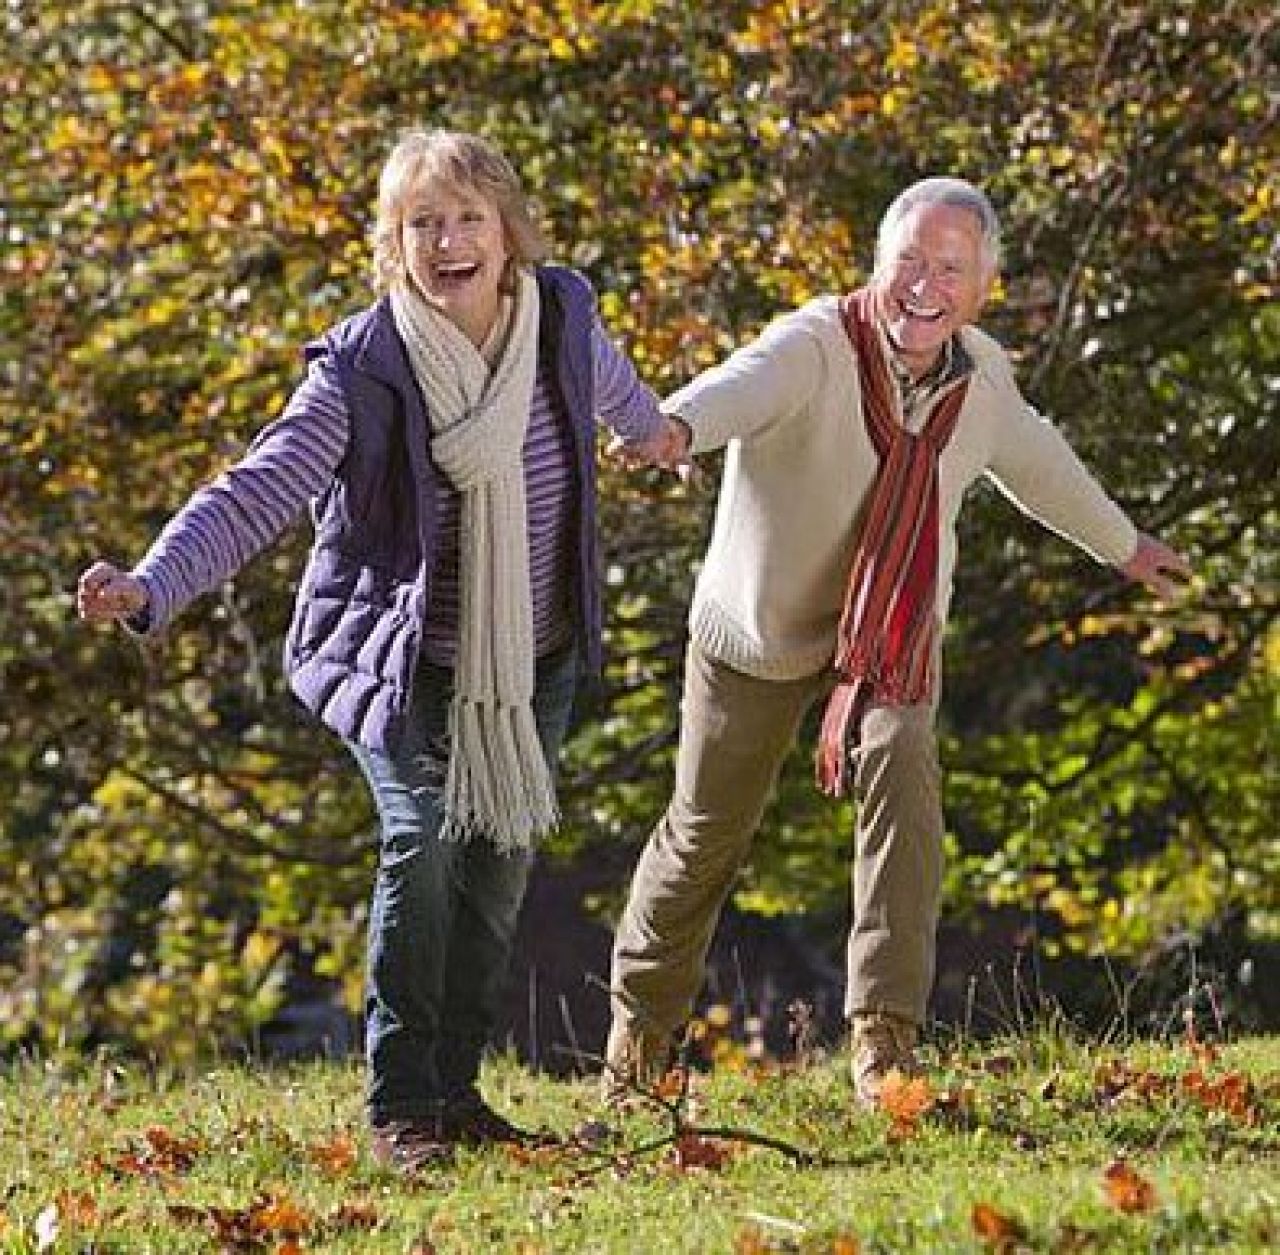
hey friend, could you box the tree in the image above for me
[2,0,1275,1054]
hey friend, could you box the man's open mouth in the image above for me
[900,298,943,322]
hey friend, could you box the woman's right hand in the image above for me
[77,561,150,624]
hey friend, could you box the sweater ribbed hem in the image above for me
[689,596,833,682]
[125,570,176,638]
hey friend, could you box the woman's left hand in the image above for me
[607,415,693,480]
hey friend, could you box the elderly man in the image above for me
[606,177,1190,1108]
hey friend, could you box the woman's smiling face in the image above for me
[872,202,994,378]
[401,176,510,344]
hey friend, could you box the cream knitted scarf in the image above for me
[390,268,558,852]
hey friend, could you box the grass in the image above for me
[0,1029,1275,1253]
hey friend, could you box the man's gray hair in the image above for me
[875,177,1001,275]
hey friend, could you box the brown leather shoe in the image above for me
[368,1119,453,1172]
[600,1019,672,1109]
[850,1013,920,1109]
[439,1091,549,1147]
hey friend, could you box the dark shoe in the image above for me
[439,1090,547,1147]
[369,1118,454,1172]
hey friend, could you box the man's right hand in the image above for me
[77,561,149,623]
[606,414,695,481]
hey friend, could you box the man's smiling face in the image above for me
[872,202,994,379]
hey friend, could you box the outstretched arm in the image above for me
[76,353,349,635]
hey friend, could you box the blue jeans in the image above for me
[349,645,578,1125]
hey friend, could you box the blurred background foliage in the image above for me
[1,0,1276,1059]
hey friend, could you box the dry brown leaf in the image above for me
[1102,1159,1157,1214]
[326,1201,380,1233]
[670,1131,731,1171]
[879,1071,935,1137]
[1182,1069,1259,1124]
[54,1191,100,1228]
[971,1201,1027,1249]
[308,1132,358,1176]
[108,1125,203,1177]
[249,1194,310,1238]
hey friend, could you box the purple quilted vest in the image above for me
[283,266,601,750]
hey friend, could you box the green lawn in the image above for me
[1,1032,1275,1252]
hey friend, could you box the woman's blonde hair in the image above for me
[372,128,548,290]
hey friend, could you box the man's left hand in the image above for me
[1120,532,1193,601]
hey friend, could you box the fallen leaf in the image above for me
[1182,1069,1258,1124]
[325,1200,380,1233]
[670,1131,731,1170]
[971,1201,1026,1249]
[879,1071,935,1137]
[108,1125,203,1176]
[250,1194,310,1238]
[55,1191,100,1228]
[1102,1159,1157,1214]
[309,1132,358,1176]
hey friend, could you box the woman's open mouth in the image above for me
[430,260,482,288]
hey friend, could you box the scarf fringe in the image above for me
[817,619,940,798]
[440,697,560,854]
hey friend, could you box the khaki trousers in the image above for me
[610,641,943,1040]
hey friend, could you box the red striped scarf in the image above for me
[815,288,969,797]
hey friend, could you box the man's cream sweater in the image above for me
[669,297,1138,682]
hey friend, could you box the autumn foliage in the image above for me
[1,0,1276,1055]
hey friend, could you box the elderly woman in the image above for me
[78,128,683,1170]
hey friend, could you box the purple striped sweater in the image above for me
[133,315,661,664]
